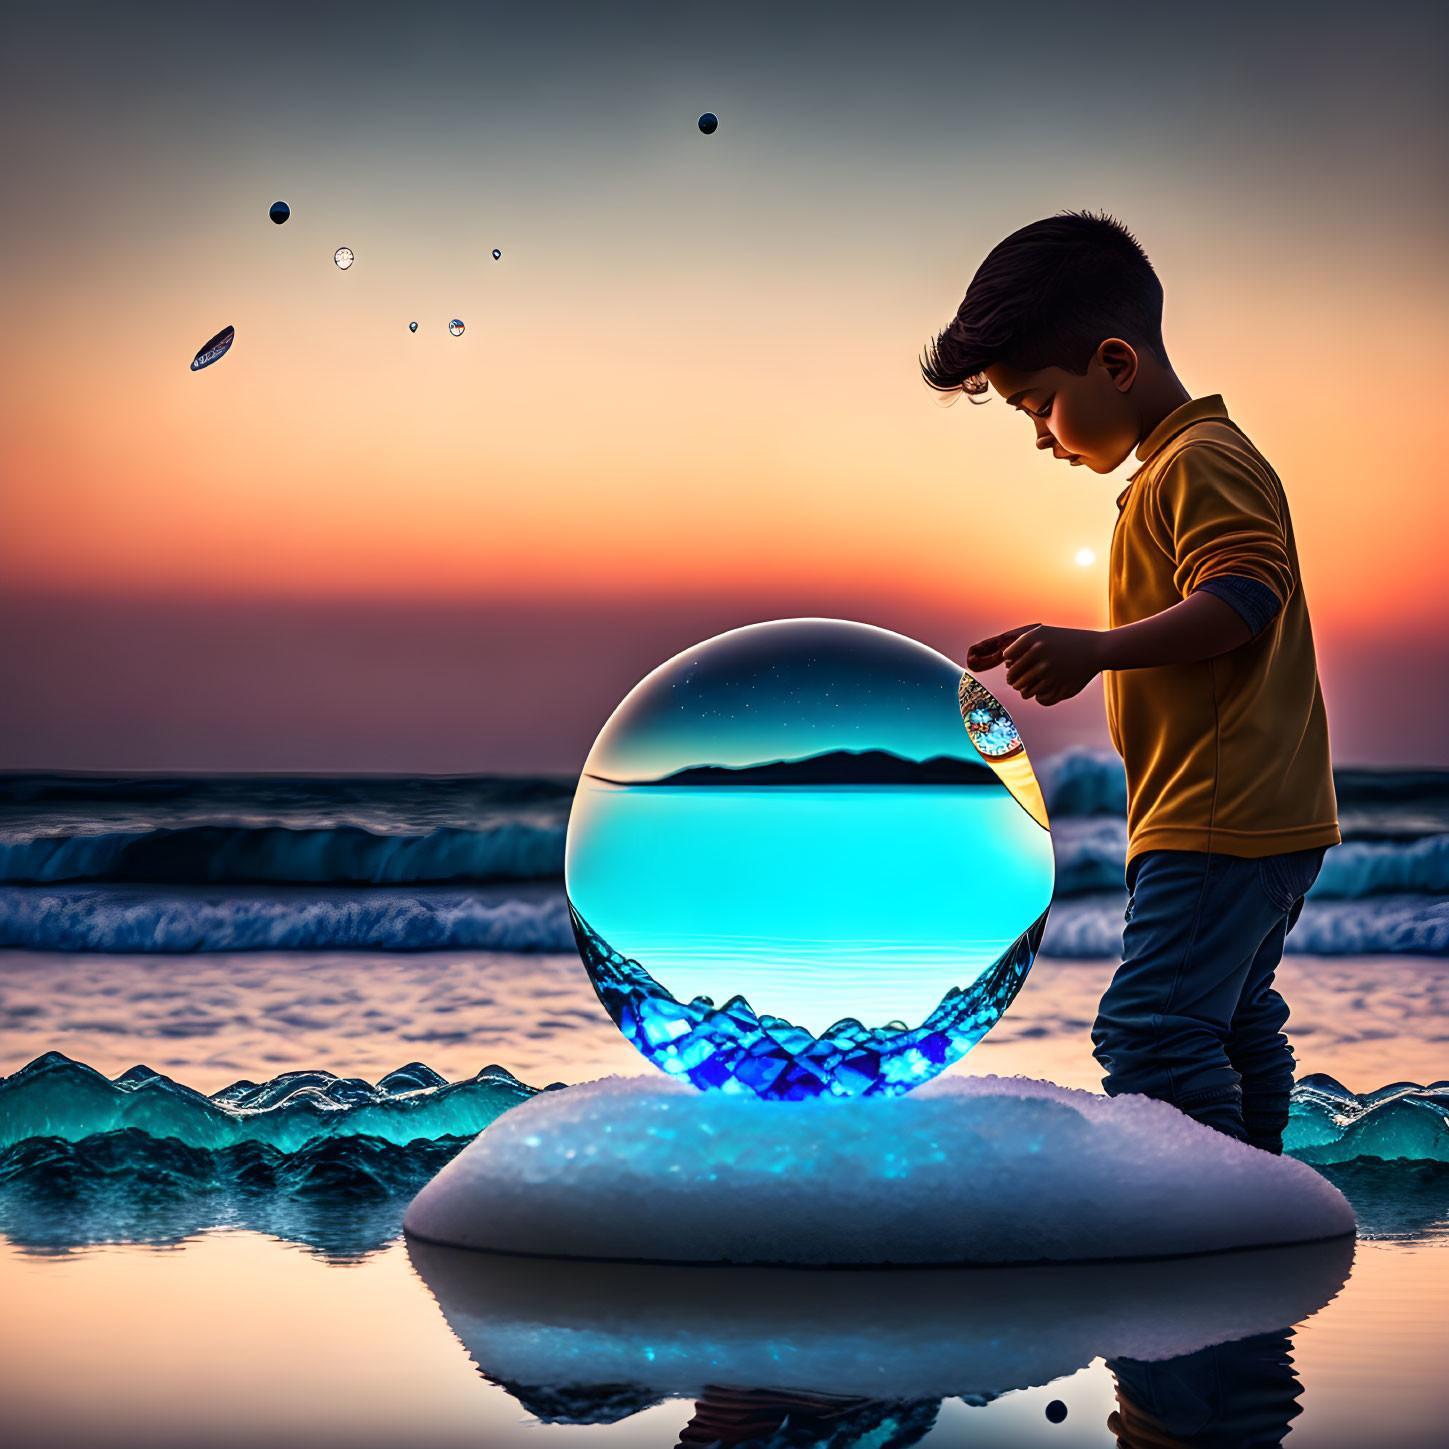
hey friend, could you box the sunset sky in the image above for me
[2,0,1446,772]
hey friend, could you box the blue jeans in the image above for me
[1091,847,1326,1153]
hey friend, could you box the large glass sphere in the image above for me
[565,619,1053,1101]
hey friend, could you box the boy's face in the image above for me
[983,344,1142,475]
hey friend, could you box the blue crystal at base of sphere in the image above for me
[572,902,1046,1100]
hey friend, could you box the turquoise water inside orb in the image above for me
[565,618,1054,1101]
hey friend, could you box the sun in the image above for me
[1074,547,1096,568]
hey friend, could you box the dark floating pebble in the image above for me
[269,201,290,225]
[409,322,418,333]
[492,248,501,260]
[697,112,718,135]
[190,325,235,373]
[1045,1399,1067,1423]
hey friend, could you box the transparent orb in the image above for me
[698,111,719,134]
[334,246,354,270]
[565,619,1054,1101]
[449,319,465,336]
[269,201,290,225]
[492,248,502,260]
[409,321,418,333]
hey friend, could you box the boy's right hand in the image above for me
[966,624,1040,673]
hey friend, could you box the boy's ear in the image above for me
[1096,338,1139,392]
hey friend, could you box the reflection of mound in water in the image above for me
[405,1235,1353,1425]
[570,902,1045,1099]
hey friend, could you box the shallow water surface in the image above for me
[0,1231,1444,1448]
[2,948,1447,1445]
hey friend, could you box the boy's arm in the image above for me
[987,441,1290,706]
[999,592,1252,705]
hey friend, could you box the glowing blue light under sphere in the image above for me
[565,619,1054,1101]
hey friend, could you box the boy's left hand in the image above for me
[1003,625,1104,706]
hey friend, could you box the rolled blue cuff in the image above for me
[1195,574,1282,639]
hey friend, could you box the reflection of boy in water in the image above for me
[926,213,1339,1152]
[676,1385,938,1449]
[1107,1331,1302,1448]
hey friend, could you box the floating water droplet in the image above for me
[565,618,1054,1101]
[409,322,418,333]
[449,319,465,336]
[269,201,290,225]
[189,325,235,372]
[334,247,354,270]
[697,112,718,134]
[492,248,501,261]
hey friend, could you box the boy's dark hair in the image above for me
[921,210,1166,401]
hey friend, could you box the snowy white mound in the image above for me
[404,1075,1354,1264]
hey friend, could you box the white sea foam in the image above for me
[404,1074,1354,1264]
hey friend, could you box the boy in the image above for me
[922,212,1339,1154]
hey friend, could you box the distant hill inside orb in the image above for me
[588,748,997,788]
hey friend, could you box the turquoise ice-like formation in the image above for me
[1284,1073,1449,1164]
[564,619,1055,1100]
[0,1051,535,1153]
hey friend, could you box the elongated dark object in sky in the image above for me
[190,325,234,372]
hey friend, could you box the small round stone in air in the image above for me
[409,322,418,333]
[492,248,501,260]
[1045,1400,1067,1424]
[269,201,290,225]
[697,112,718,134]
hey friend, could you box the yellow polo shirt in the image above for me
[1105,395,1340,866]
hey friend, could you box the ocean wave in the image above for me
[2,883,1446,955]
[0,821,566,886]
[1050,822,1449,899]
[8,818,1443,904]
[1037,752,1449,835]
[1037,748,1129,817]
[1040,894,1449,957]
[0,885,576,952]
